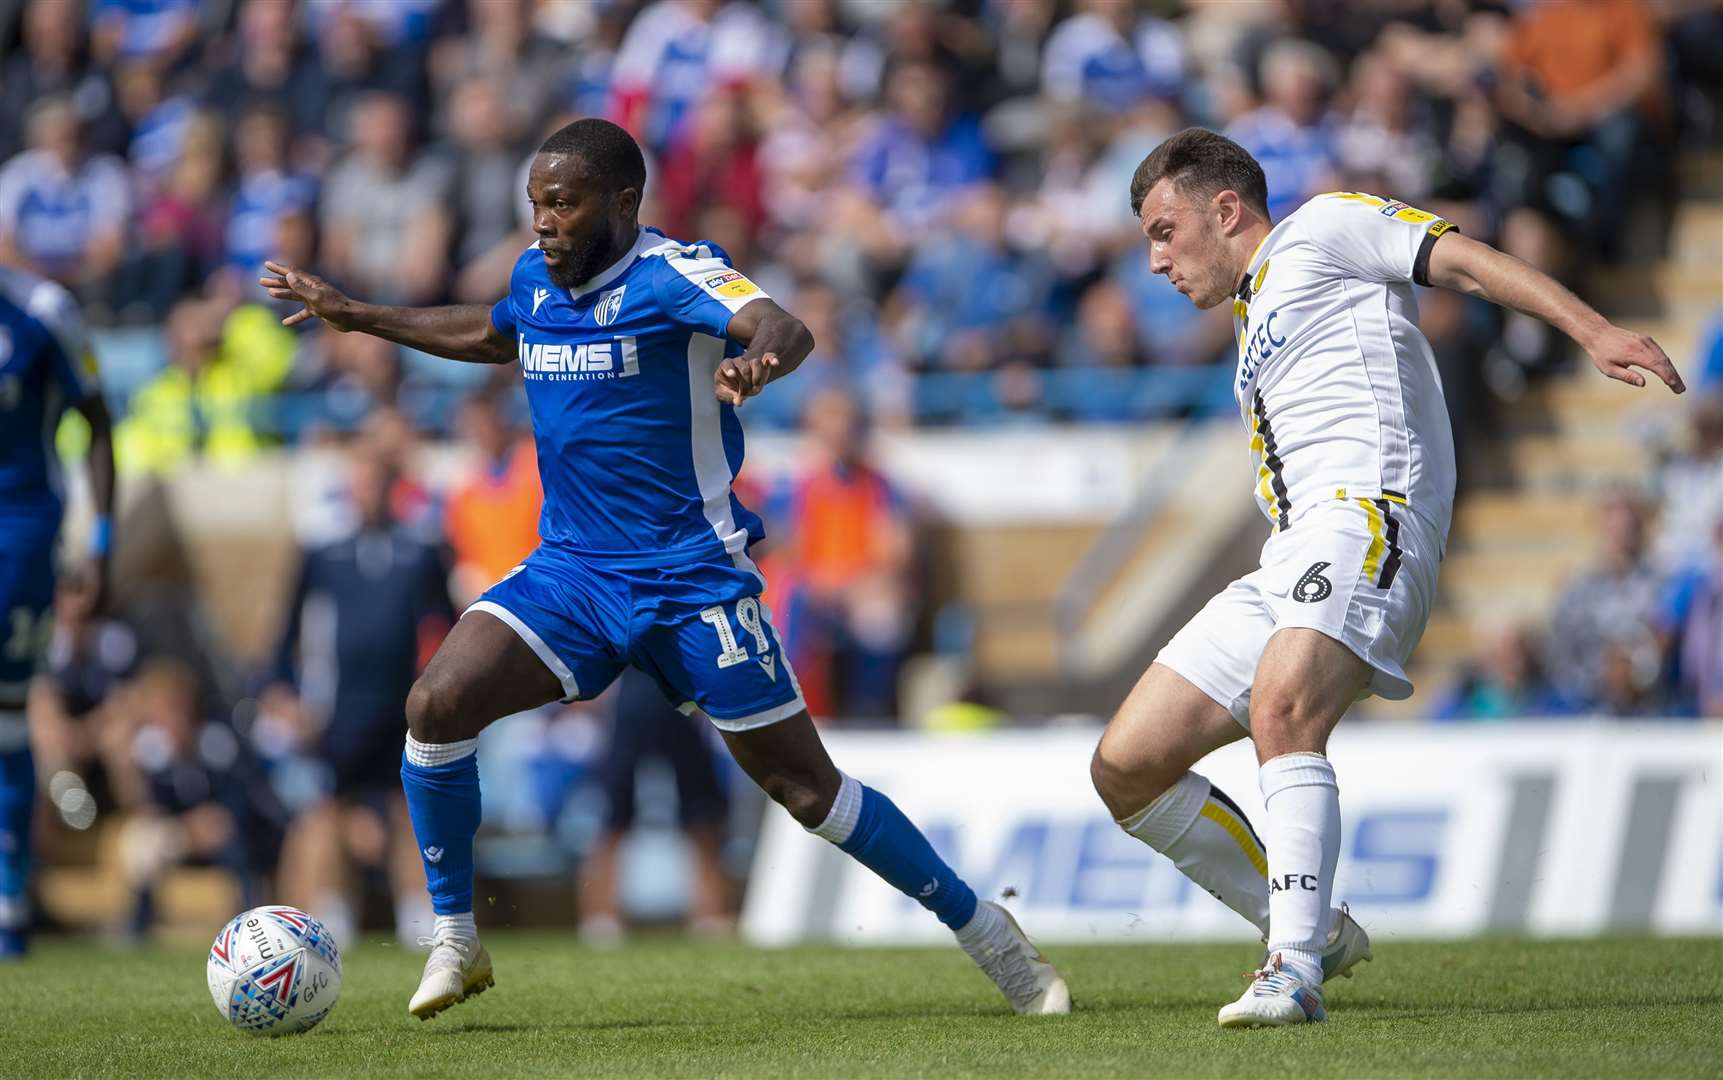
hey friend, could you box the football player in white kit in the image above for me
[1089,129,1686,1029]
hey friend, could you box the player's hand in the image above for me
[1586,324,1686,394]
[714,352,781,407]
[259,260,357,330]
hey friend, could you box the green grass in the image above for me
[3,933,1720,1078]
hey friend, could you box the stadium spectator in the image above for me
[308,5,430,149]
[655,89,765,249]
[429,0,563,141]
[113,60,198,196]
[111,657,281,938]
[121,110,224,320]
[1494,0,1669,256]
[445,389,541,608]
[884,183,1052,373]
[0,96,129,295]
[439,76,529,281]
[577,670,734,946]
[1039,0,1185,115]
[286,324,407,437]
[608,0,784,153]
[1653,394,1723,574]
[264,447,454,946]
[1545,493,1669,712]
[1430,623,1577,721]
[1225,39,1342,222]
[115,297,296,473]
[199,0,328,146]
[217,103,317,297]
[1336,46,1444,202]
[319,92,452,306]
[0,0,130,162]
[1677,521,1723,719]
[28,574,139,814]
[850,60,997,239]
[90,0,201,72]
[775,387,916,720]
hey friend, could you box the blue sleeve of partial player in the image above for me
[650,250,771,339]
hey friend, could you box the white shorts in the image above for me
[1155,497,1446,729]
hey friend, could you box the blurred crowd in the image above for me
[3,0,1720,440]
[1434,394,1723,722]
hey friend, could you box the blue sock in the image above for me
[0,747,35,951]
[817,777,978,931]
[400,740,481,916]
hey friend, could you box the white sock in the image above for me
[806,773,862,845]
[405,734,479,767]
[434,911,478,944]
[1259,752,1340,986]
[953,896,1005,951]
[1119,772,1271,936]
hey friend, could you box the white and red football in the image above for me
[206,906,342,1036]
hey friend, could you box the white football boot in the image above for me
[1320,905,1372,981]
[408,933,494,1020]
[1217,953,1325,1029]
[960,901,1072,1015]
[1260,904,1373,982]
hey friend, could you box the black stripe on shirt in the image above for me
[1253,392,1292,530]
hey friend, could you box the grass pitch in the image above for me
[2,932,1719,1078]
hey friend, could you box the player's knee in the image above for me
[1248,695,1326,755]
[1090,739,1173,821]
[405,670,471,744]
[759,770,833,828]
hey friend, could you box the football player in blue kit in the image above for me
[261,119,1070,1019]
[0,264,116,958]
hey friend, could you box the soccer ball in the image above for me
[206,906,343,1036]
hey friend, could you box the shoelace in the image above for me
[1240,953,1300,997]
[978,940,1043,1004]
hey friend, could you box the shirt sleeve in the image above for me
[651,248,772,338]
[490,253,524,336]
[1304,192,1458,288]
[27,277,100,399]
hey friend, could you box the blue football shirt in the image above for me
[489,228,772,565]
[0,266,99,551]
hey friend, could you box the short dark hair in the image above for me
[538,118,647,194]
[1129,128,1270,220]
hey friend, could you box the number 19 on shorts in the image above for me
[699,598,773,670]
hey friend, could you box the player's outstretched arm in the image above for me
[1424,233,1685,393]
[259,261,515,365]
[715,298,816,407]
[74,393,115,614]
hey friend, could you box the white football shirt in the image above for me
[1231,191,1458,542]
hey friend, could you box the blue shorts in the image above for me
[470,545,805,732]
[0,543,55,751]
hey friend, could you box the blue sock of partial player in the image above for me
[0,746,35,954]
[808,774,978,931]
[400,736,481,921]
